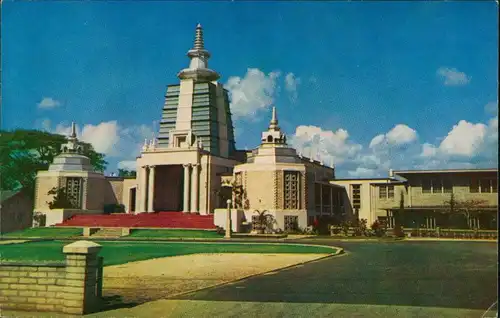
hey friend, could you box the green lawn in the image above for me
[0,241,336,266]
[129,229,223,239]
[1,227,82,238]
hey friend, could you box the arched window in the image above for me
[267,135,273,142]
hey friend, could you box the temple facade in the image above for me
[32,24,496,233]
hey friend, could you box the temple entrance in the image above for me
[154,165,184,211]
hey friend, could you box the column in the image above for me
[330,187,334,216]
[183,164,191,212]
[147,165,156,212]
[319,184,323,215]
[62,241,102,315]
[191,164,200,213]
[140,166,148,212]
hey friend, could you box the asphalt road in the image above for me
[174,239,498,311]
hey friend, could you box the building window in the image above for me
[422,179,432,194]
[443,178,453,193]
[379,185,394,199]
[351,184,361,209]
[431,179,442,193]
[284,171,300,209]
[470,178,479,193]
[284,215,299,232]
[66,177,83,209]
[422,178,452,194]
[471,178,497,193]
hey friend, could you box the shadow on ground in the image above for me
[172,240,497,311]
[100,295,139,312]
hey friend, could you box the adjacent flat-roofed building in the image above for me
[331,168,498,230]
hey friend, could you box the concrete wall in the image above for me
[42,209,103,227]
[0,241,103,315]
[0,191,33,234]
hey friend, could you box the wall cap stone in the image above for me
[63,241,102,255]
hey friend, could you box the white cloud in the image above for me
[348,167,378,178]
[438,120,487,156]
[51,120,153,167]
[284,72,301,102]
[436,67,471,86]
[369,124,418,149]
[37,97,61,109]
[290,125,363,165]
[55,121,121,156]
[421,143,438,157]
[290,105,497,178]
[225,68,280,119]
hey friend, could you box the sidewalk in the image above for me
[405,237,497,242]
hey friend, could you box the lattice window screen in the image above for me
[284,215,298,231]
[66,177,83,209]
[284,171,299,209]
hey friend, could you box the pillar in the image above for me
[183,164,191,212]
[319,184,323,215]
[62,241,102,315]
[191,164,200,213]
[140,166,148,212]
[225,199,232,238]
[147,165,156,212]
[330,187,334,216]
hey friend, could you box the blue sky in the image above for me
[2,1,498,177]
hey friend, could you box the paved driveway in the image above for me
[174,240,497,311]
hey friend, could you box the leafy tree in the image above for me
[393,191,405,237]
[117,169,136,177]
[0,129,107,197]
[443,194,488,229]
[47,186,76,209]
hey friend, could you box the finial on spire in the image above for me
[269,106,280,131]
[193,23,204,50]
[70,122,77,138]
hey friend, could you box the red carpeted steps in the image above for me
[55,212,216,229]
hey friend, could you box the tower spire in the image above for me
[193,23,204,50]
[269,106,280,131]
[70,122,77,139]
[177,23,220,81]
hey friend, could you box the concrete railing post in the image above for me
[62,241,102,315]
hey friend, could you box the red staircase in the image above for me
[55,212,216,230]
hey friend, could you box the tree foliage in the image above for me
[117,169,136,177]
[0,129,107,197]
[443,194,488,229]
[47,186,76,209]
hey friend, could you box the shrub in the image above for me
[371,220,386,237]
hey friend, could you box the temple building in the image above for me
[31,24,497,233]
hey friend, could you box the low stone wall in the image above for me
[0,241,103,314]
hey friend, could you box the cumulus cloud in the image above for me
[290,125,363,166]
[37,97,61,109]
[225,68,280,119]
[438,120,487,156]
[46,119,154,172]
[290,103,497,178]
[55,121,121,156]
[284,72,301,102]
[369,124,418,149]
[437,67,471,86]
